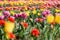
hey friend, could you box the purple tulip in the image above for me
[0,16,4,20]
[18,14,21,17]
[14,14,19,18]
[42,10,50,17]
[14,13,21,18]
[21,12,27,19]
[3,11,10,17]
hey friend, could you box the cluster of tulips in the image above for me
[0,1,60,40]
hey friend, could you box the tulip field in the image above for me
[0,0,60,40]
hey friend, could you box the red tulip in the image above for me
[8,17,15,23]
[39,18,44,22]
[51,21,55,25]
[0,20,5,25]
[0,7,3,10]
[35,18,43,22]
[9,33,15,39]
[21,22,28,29]
[31,28,39,37]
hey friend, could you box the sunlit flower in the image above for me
[55,13,60,24]
[46,14,54,24]
[31,28,39,37]
[4,21,14,33]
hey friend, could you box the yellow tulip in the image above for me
[4,1,8,4]
[20,2,24,5]
[37,13,40,16]
[55,14,60,24]
[0,12,2,16]
[55,9,60,13]
[39,1,45,4]
[32,10,37,14]
[15,2,19,5]
[26,11,30,16]
[9,1,13,6]
[0,2,4,5]
[25,7,27,10]
[46,14,54,24]
[30,0,32,2]
[4,21,15,33]
[10,11,15,15]
[40,8,46,11]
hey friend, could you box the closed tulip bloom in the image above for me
[0,7,3,10]
[37,13,41,16]
[10,11,15,15]
[14,14,19,18]
[35,18,43,22]
[26,11,30,16]
[4,21,14,33]
[0,20,5,25]
[31,28,39,37]
[55,14,60,24]
[46,14,54,24]
[21,12,27,19]
[6,33,15,39]
[0,16,4,20]
[55,8,60,13]
[42,10,50,17]
[3,11,10,17]
[21,22,28,29]
[32,10,37,14]
[8,17,15,23]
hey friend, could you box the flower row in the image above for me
[0,7,60,40]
